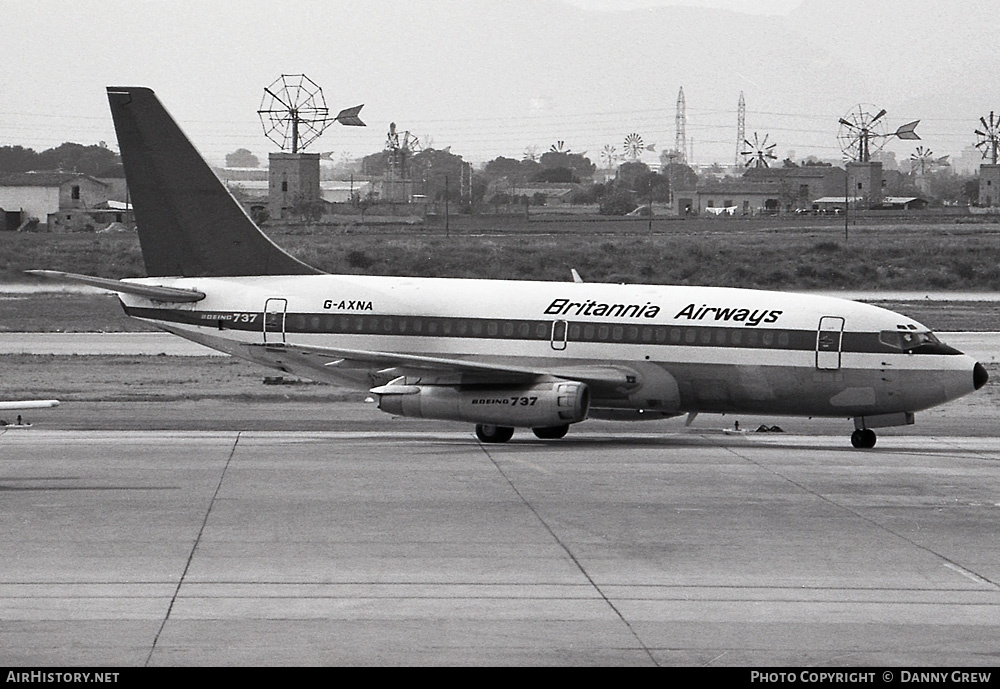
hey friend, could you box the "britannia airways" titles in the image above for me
[545,298,660,319]
[674,303,782,327]
[544,298,782,326]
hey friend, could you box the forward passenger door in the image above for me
[816,316,845,370]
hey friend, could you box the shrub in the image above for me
[346,250,374,269]
[598,190,637,216]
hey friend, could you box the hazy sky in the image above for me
[565,0,804,14]
[0,0,992,168]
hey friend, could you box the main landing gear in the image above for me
[475,424,514,443]
[532,424,570,440]
[851,428,877,449]
[474,424,571,443]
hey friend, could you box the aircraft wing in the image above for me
[244,341,639,390]
[0,400,60,411]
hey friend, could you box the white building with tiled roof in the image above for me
[0,171,113,231]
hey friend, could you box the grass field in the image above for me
[4,216,1000,290]
[3,216,999,332]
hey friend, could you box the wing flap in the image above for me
[248,342,640,389]
[147,324,640,391]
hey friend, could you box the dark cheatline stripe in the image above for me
[121,306,960,355]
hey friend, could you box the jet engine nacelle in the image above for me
[374,381,590,427]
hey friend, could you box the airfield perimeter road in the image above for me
[1,425,999,667]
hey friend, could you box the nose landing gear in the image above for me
[851,428,877,449]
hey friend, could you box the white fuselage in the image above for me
[118,274,980,420]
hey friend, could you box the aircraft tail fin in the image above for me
[107,87,321,277]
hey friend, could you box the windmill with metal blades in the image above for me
[974,111,1000,164]
[386,123,421,176]
[257,74,366,219]
[384,122,421,202]
[601,144,620,171]
[837,104,920,163]
[257,74,365,153]
[974,110,1000,206]
[623,133,655,162]
[741,132,777,168]
[837,104,919,209]
[909,146,949,175]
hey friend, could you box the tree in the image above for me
[660,162,699,192]
[963,178,979,205]
[570,181,611,205]
[357,191,377,222]
[633,171,670,202]
[470,172,489,207]
[532,166,578,183]
[489,191,511,213]
[289,197,325,222]
[0,145,39,173]
[0,142,122,176]
[598,189,637,215]
[411,148,468,202]
[35,143,120,176]
[538,151,596,180]
[918,170,976,206]
[483,156,541,185]
[361,150,389,177]
[616,161,650,191]
[225,148,260,168]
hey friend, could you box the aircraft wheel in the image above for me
[476,424,514,443]
[851,429,877,449]
[532,424,570,440]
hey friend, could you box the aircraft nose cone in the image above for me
[974,362,989,391]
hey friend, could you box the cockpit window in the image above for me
[879,330,940,351]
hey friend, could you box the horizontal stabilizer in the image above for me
[25,270,205,302]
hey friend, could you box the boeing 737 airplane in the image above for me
[29,87,989,447]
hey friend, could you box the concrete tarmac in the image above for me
[1,428,998,666]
